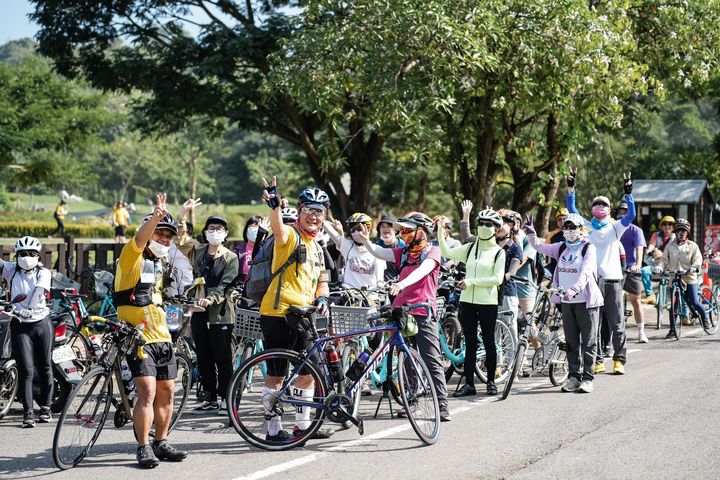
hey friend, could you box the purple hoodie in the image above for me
[527,234,604,308]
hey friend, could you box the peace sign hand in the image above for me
[262,176,280,209]
[178,197,202,220]
[154,193,169,219]
[623,172,633,195]
[523,213,536,236]
[566,166,578,189]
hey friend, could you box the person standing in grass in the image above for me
[49,199,68,239]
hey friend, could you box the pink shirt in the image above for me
[392,246,441,317]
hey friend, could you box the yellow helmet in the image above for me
[659,216,675,227]
[346,212,372,228]
[555,208,570,219]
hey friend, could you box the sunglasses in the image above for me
[477,221,496,228]
[300,206,326,217]
[17,251,39,257]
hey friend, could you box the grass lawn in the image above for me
[9,193,108,213]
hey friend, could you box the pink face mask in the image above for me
[591,205,610,219]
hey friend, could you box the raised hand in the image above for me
[351,222,370,244]
[461,200,473,222]
[433,215,449,232]
[331,218,344,235]
[154,193,170,219]
[623,172,633,195]
[262,176,280,208]
[523,213,536,236]
[566,165,578,189]
[258,217,271,231]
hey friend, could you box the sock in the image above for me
[262,386,283,436]
[293,387,313,430]
[637,323,645,335]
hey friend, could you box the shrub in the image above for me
[0,221,138,239]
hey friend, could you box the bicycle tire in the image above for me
[656,282,666,330]
[670,286,682,339]
[699,286,720,335]
[85,298,116,318]
[548,349,569,386]
[0,363,19,419]
[501,343,526,401]
[397,347,440,445]
[339,343,361,430]
[168,351,192,432]
[52,368,113,470]
[477,320,515,385]
[227,348,327,451]
[439,315,462,381]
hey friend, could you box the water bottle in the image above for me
[324,344,344,383]
[346,350,370,381]
[89,335,103,356]
[121,363,131,382]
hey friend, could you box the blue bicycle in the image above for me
[227,303,440,450]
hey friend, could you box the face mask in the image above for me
[591,205,610,219]
[148,240,170,259]
[477,226,495,240]
[247,226,258,243]
[17,256,39,271]
[206,231,226,245]
[563,230,580,243]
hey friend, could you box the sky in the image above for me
[1,0,37,43]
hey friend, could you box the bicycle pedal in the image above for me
[357,419,364,435]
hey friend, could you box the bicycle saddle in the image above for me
[288,306,316,316]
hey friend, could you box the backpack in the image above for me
[244,227,304,309]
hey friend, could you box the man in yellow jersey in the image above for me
[114,193,187,468]
[259,177,333,443]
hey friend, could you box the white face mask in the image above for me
[563,230,581,243]
[246,226,259,243]
[17,256,39,271]
[148,240,170,258]
[206,231,227,245]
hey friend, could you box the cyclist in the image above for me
[49,199,68,239]
[653,218,707,338]
[259,179,334,441]
[114,193,187,468]
[176,203,240,414]
[353,212,451,421]
[566,169,635,375]
[641,216,676,305]
[325,213,385,291]
[495,209,524,340]
[524,213,602,393]
[436,209,505,396]
[375,214,405,281]
[616,201,648,343]
[1,236,53,428]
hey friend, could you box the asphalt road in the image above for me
[2,310,719,480]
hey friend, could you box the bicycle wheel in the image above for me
[397,347,440,445]
[439,315,461,381]
[501,342,526,401]
[670,287,682,339]
[53,368,113,470]
[338,343,361,430]
[548,348,569,386]
[227,349,327,451]
[699,286,720,335]
[0,363,19,419]
[85,298,116,317]
[656,282,667,329]
[530,345,546,375]
[477,320,515,384]
[168,351,192,432]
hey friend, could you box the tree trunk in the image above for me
[190,152,198,226]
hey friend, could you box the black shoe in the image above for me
[265,430,293,442]
[439,405,451,422]
[21,411,35,429]
[453,384,477,398]
[665,330,677,340]
[38,406,52,423]
[137,445,160,469]
[152,440,187,462]
[293,426,334,439]
[486,381,498,395]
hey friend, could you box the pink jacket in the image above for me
[528,235,604,309]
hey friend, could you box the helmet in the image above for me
[298,187,330,209]
[281,207,298,223]
[346,212,372,228]
[497,208,520,225]
[142,213,178,236]
[15,236,41,253]
[563,213,584,229]
[615,201,628,211]
[660,215,675,227]
[555,208,570,219]
[475,208,503,228]
[395,211,434,232]
[674,218,691,232]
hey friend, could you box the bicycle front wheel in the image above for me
[477,320,515,385]
[168,351,192,432]
[53,367,113,470]
[501,342,526,401]
[699,286,720,335]
[398,347,440,445]
[227,349,328,451]
[548,348,569,386]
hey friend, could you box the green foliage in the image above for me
[0,221,137,239]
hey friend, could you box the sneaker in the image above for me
[360,382,373,396]
[217,399,227,415]
[22,411,35,429]
[594,362,606,374]
[561,377,581,393]
[665,330,677,340]
[641,294,656,305]
[578,380,594,393]
[682,316,692,326]
[638,332,649,344]
[453,384,477,397]
[265,430,293,442]
[136,445,160,469]
[439,405,451,422]
[486,381,497,395]
[292,425,335,439]
[152,439,187,461]
[613,360,625,375]
[193,400,218,413]
[38,406,52,423]
[397,404,418,418]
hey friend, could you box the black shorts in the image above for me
[623,273,643,296]
[259,314,317,377]
[114,225,126,236]
[126,342,177,380]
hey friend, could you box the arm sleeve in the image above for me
[175,221,197,259]
[323,221,343,247]
[396,257,438,289]
[459,221,477,244]
[528,234,561,259]
[438,228,469,263]
[251,228,268,259]
[566,191,578,214]
[619,194,636,227]
[361,237,396,262]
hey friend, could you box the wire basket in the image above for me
[93,270,115,298]
[330,305,376,335]
[708,263,720,282]
[234,308,264,340]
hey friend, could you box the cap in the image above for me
[591,195,611,207]
[204,216,228,230]
[615,201,628,211]
[563,213,584,228]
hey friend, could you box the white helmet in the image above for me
[475,209,503,228]
[14,236,42,253]
[281,207,298,223]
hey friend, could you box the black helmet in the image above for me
[142,213,178,236]
[674,218,691,233]
[394,211,434,232]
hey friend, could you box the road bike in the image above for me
[660,268,719,339]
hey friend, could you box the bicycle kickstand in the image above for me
[374,381,395,419]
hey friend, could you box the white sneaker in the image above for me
[360,382,373,396]
[561,377,581,392]
[578,380,594,393]
[218,399,227,414]
[638,332,649,343]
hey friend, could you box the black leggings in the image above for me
[458,302,498,387]
[191,312,233,402]
[11,318,53,412]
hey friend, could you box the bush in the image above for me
[0,221,138,239]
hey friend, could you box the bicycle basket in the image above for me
[708,263,720,282]
[93,270,115,298]
[234,308,264,340]
[330,305,376,335]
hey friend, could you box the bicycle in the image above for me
[52,316,192,470]
[659,268,719,339]
[525,282,569,387]
[227,302,440,450]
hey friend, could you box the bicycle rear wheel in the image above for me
[227,349,327,451]
[439,314,461,381]
[168,351,192,432]
[501,342,526,401]
[398,347,440,445]
[339,342,361,430]
[53,368,113,470]
[548,348,569,386]
[699,286,720,335]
